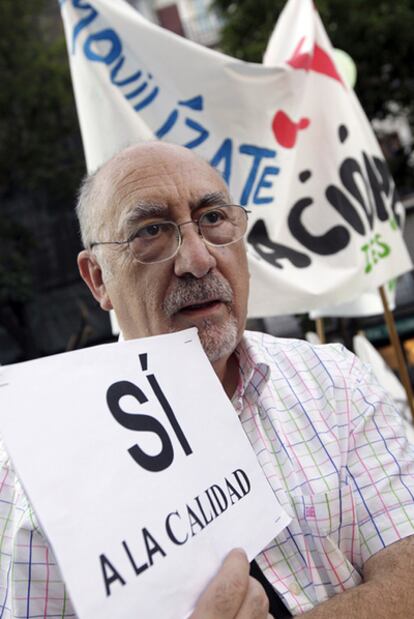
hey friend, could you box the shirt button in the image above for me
[289,583,301,596]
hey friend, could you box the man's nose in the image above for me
[173,223,217,279]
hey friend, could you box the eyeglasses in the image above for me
[89,204,250,265]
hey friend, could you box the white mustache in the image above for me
[163,272,233,316]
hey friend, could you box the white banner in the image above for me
[60,0,412,317]
[0,329,290,619]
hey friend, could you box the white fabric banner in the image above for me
[352,333,410,421]
[0,329,290,619]
[60,0,412,317]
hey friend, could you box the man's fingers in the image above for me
[236,576,270,619]
[189,549,250,619]
[189,550,271,619]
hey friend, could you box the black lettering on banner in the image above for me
[325,185,366,235]
[339,157,374,229]
[363,154,389,223]
[248,219,311,268]
[100,553,126,597]
[288,197,350,255]
[390,183,402,228]
[251,123,401,269]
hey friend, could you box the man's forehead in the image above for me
[100,143,229,213]
[102,142,227,193]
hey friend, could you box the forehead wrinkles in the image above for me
[99,149,230,240]
[113,155,227,210]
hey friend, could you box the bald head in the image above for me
[76,142,228,249]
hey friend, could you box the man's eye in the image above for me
[202,210,226,225]
[135,223,163,239]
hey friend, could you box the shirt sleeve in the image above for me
[346,356,414,564]
[0,440,77,618]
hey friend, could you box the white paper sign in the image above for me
[0,329,290,619]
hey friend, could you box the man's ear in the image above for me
[77,250,113,311]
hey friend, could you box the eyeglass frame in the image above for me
[88,203,251,265]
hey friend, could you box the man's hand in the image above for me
[190,549,272,619]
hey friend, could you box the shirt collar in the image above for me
[232,333,271,413]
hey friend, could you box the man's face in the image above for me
[79,143,249,366]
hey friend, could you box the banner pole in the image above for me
[315,318,326,344]
[378,285,414,422]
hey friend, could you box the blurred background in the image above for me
[1,0,413,381]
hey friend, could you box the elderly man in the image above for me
[1,141,414,619]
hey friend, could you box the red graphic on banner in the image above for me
[288,36,344,86]
[272,110,310,148]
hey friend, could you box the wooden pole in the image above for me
[379,285,414,422]
[315,317,326,344]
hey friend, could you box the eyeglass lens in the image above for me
[129,205,247,264]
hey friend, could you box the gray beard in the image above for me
[163,272,239,362]
[196,315,239,362]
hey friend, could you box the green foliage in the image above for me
[0,220,34,305]
[212,0,414,189]
[212,0,285,62]
[0,0,84,205]
[0,0,85,358]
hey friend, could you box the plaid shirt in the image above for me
[0,332,413,617]
[234,332,414,615]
